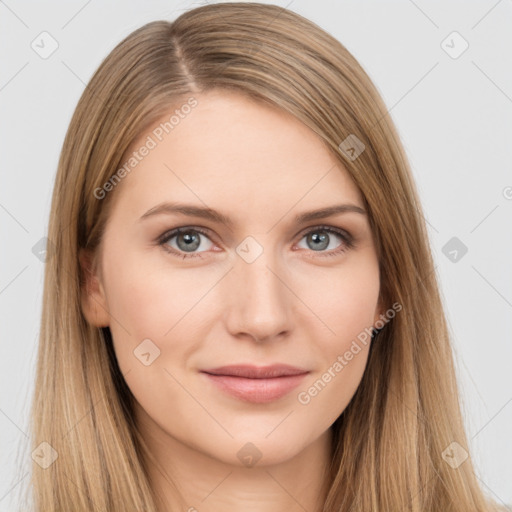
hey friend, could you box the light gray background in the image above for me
[1,0,511,510]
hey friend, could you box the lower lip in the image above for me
[201,372,309,403]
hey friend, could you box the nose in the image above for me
[224,248,293,343]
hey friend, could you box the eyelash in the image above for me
[157,225,355,260]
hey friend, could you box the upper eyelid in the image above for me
[158,224,352,246]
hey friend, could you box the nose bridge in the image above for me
[226,235,291,341]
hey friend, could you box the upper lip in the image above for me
[201,364,309,379]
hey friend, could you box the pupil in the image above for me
[309,231,328,251]
[179,231,200,251]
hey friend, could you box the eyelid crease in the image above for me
[156,224,355,260]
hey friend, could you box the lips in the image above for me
[200,364,310,403]
[201,364,309,379]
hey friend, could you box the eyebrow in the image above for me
[138,201,367,228]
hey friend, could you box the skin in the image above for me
[80,89,384,512]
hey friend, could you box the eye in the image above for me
[158,227,215,259]
[295,225,354,257]
[157,225,354,259]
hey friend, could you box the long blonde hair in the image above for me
[26,2,503,510]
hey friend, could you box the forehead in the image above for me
[109,90,364,222]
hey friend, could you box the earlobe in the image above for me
[79,248,110,327]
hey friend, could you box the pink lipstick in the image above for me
[200,364,309,403]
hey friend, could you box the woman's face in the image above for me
[81,89,383,467]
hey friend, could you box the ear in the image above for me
[372,293,386,329]
[79,248,110,327]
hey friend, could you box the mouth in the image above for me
[200,364,310,403]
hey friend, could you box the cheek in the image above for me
[101,251,202,418]
[102,245,225,382]
[303,254,380,343]
[295,255,379,409]
[103,246,202,334]
[296,265,378,419]
[101,247,185,368]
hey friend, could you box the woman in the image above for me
[28,2,504,511]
